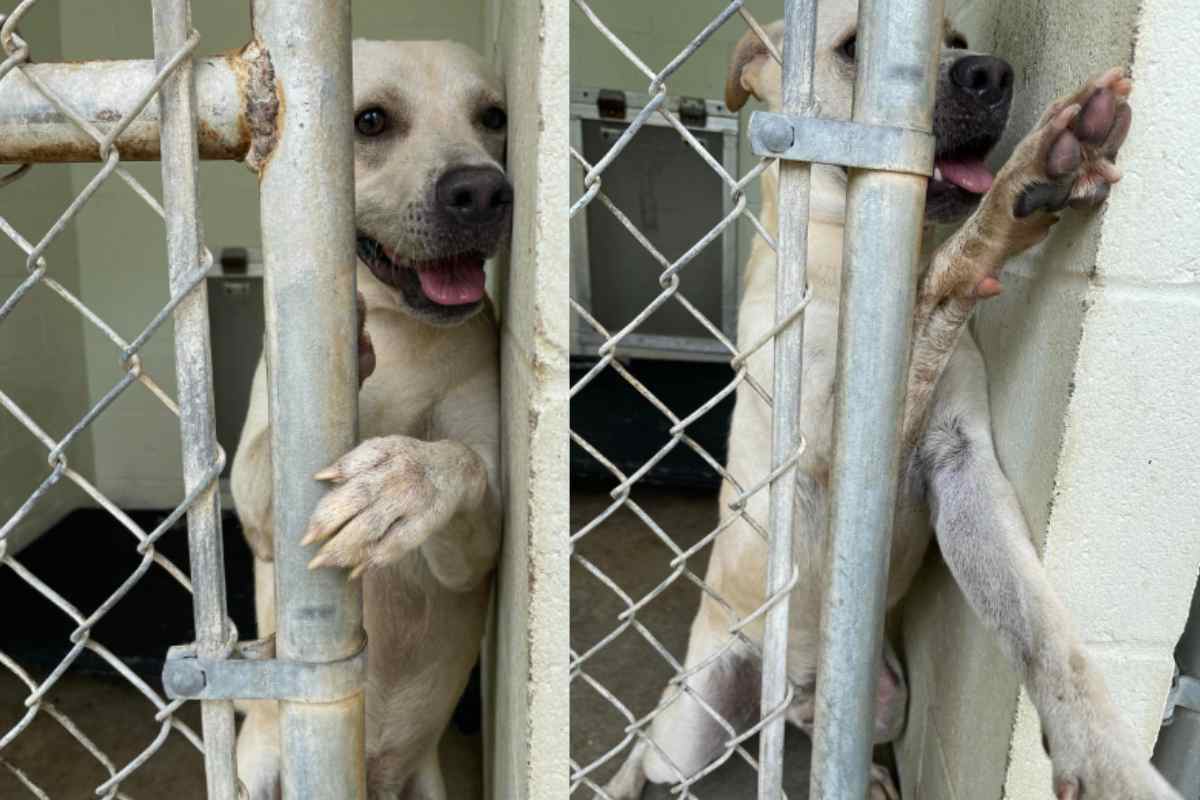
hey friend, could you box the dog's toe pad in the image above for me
[1015,181,1072,218]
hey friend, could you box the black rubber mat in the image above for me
[570,358,736,490]
[0,507,481,733]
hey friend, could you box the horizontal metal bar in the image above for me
[162,640,367,702]
[0,54,264,163]
[749,111,934,176]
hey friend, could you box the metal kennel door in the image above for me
[569,0,941,797]
[0,1,364,798]
[755,1,944,798]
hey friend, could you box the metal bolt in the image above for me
[759,116,795,153]
[165,661,207,697]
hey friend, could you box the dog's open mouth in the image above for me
[357,236,486,308]
[928,133,1001,197]
[932,155,993,194]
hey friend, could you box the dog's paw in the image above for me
[301,435,487,577]
[357,291,375,387]
[1045,717,1181,800]
[1008,68,1132,220]
[870,763,900,800]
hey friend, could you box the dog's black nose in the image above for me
[950,55,1013,107]
[436,166,513,226]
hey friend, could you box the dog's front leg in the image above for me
[922,410,1179,799]
[300,367,500,589]
[903,69,1132,447]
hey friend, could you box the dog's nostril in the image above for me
[451,189,473,209]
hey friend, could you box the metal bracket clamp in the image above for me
[1163,669,1200,725]
[162,636,367,703]
[749,111,935,177]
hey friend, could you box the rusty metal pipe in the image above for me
[0,55,253,163]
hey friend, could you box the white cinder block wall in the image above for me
[897,1,1200,797]
[486,2,569,800]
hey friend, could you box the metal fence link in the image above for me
[569,3,811,797]
[0,2,232,796]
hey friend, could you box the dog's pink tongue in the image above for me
[417,254,486,306]
[937,157,993,194]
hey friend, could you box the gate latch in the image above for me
[749,110,935,177]
[677,96,707,127]
[596,89,627,119]
[163,635,367,703]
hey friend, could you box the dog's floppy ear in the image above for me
[725,21,783,111]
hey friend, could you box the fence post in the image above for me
[150,1,239,797]
[757,0,816,796]
[251,1,366,798]
[808,1,942,798]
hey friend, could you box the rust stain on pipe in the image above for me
[236,40,282,175]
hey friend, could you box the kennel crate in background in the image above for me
[570,88,740,362]
[0,1,567,799]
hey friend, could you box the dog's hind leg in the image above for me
[601,601,759,799]
[921,372,1179,799]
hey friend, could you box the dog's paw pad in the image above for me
[1014,180,1072,218]
[1013,70,1132,218]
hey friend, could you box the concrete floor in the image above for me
[0,671,482,799]
[571,487,814,799]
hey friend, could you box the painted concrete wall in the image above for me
[48,0,487,510]
[486,1,570,798]
[0,4,95,553]
[897,1,1200,797]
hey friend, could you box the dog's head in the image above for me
[351,40,512,325]
[727,7,1013,223]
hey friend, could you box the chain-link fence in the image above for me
[569,2,810,797]
[0,4,231,796]
[0,1,362,798]
[570,0,944,797]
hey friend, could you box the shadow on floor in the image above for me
[0,509,481,798]
[572,487,815,799]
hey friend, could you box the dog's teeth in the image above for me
[933,167,943,181]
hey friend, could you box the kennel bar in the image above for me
[250,0,367,798]
[1154,574,1200,796]
[0,0,365,795]
[805,1,942,798]
[150,0,238,797]
[755,0,817,795]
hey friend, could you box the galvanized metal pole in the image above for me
[757,0,817,796]
[0,58,249,163]
[809,2,942,798]
[252,1,365,798]
[1153,575,1200,796]
[150,2,238,798]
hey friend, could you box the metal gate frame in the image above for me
[0,1,365,798]
[568,0,942,797]
[755,1,944,797]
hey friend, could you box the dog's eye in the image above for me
[838,35,857,62]
[355,107,388,137]
[947,35,969,50]
[480,106,507,131]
